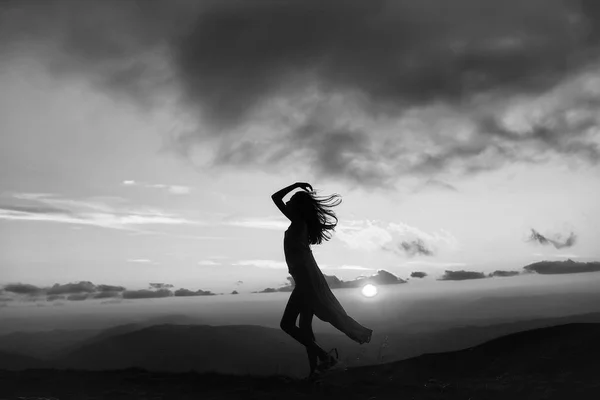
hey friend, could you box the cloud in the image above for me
[489,270,521,277]
[337,219,457,257]
[523,259,600,274]
[222,216,289,230]
[174,288,216,296]
[127,259,155,264]
[399,239,435,257]
[0,193,200,233]
[415,179,459,193]
[149,283,174,290]
[405,260,467,268]
[338,265,375,271]
[66,293,89,301]
[439,270,488,281]
[527,229,578,249]
[233,259,287,269]
[2,283,44,295]
[121,180,192,195]
[92,291,121,299]
[410,271,428,278]
[101,299,128,305]
[197,260,220,266]
[97,284,126,292]
[255,288,278,294]
[2,1,600,187]
[47,281,97,295]
[1,281,130,301]
[257,269,406,293]
[122,289,173,299]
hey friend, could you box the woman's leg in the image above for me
[280,287,328,360]
[299,308,327,373]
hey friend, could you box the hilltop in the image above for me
[1,323,599,399]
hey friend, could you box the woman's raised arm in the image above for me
[271,182,312,220]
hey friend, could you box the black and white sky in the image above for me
[0,0,599,293]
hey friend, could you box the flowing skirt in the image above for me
[289,249,373,344]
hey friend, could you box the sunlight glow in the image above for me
[361,284,378,298]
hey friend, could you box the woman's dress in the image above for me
[284,222,373,344]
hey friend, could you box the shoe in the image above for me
[317,347,338,372]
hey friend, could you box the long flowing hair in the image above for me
[291,190,342,245]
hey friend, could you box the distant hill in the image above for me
[345,322,600,380]
[0,328,99,360]
[0,350,51,370]
[0,313,201,360]
[53,324,326,377]
[2,323,600,399]
[4,312,600,378]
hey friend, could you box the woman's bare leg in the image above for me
[299,308,327,374]
[280,287,328,361]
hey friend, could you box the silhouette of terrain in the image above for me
[0,314,200,360]
[2,311,600,378]
[1,323,599,399]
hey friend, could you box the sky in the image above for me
[1,0,599,296]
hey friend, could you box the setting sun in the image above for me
[361,284,378,298]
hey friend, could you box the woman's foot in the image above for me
[307,347,319,375]
[316,348,338,372]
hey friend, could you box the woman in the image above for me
[271,182,373,377]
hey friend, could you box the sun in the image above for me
[361,284,378,298]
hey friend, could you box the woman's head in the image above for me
[286,190,342,245]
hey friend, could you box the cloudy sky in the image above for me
[1,0,599,294]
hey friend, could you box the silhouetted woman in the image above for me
[271,182,373,377]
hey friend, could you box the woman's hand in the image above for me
[296,182,313,192]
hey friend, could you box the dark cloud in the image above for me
[2,283,44,295]
[174,288,216,296]
[255,288,277,294]
[2,0,599,187]
[149,283,174,290]
[66,293,89,301]
[489,270,521,277]
[92,291,121,299]
[122,289,173,299]
[258,269,405,293]
[527,229,577,249]
[97,284,126,292]
[439,270,487,281]
[410,271,428,278]
[401,239,435,257]
[2,281,127,301]
[383,238,434,257]
[382,238,436,257]
[523,259,600,274]
[47,281,97,295]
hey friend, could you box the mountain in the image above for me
[4,311,600,378]
[1,323,599,399]
[53,324,333,377]
[0,313,201,360]
[0,328,99,360]
[0,350,51,370]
